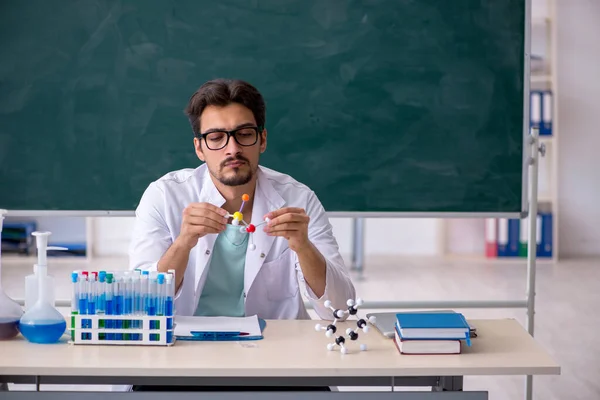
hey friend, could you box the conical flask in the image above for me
[0,209,24,340]
[19,239,66,343]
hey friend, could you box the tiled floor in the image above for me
[1,254,598,399]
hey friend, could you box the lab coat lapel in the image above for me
[244,168,285,294]
[194,168,226,292]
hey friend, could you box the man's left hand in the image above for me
[263,207,310,252]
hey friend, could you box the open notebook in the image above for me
[174,315,265,341]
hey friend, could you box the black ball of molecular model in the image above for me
[314,298,376,354]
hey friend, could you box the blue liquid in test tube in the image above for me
[114,275,123,340]
[98,271,106,339]
[78,272,89,340]
[105,274,114,340]
[165,272,174,343]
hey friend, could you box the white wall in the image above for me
[555,0,600,257]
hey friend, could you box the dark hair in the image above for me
[184,78,266,136]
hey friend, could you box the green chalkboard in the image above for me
[0,0,526,214]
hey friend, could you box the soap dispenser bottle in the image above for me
[24,232,67,311]
[0,209,24,340]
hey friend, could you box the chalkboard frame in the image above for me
[1,0,533,219]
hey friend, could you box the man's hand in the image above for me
[177,202,228,250]
[263,207,310,252]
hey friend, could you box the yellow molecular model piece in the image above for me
[232,211,244,224]
[224,194,269,251]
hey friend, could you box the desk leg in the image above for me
[432,376,463,392]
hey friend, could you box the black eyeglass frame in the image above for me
[195,125,263,150]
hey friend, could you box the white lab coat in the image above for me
[128,164,356,321]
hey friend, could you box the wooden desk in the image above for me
[0,318,560,399]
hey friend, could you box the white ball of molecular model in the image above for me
[315,298,376,355]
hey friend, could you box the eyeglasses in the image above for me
[196,126,262,151]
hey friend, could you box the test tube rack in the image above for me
[69,314,174,346]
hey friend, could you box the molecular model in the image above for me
[224,193,270,251]
[315,298,376,354]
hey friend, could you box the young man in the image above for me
[129,78,355,322]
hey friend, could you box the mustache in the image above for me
[221,156,249,168]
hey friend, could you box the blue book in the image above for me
[395,312,471,346]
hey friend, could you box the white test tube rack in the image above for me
[69,314,175,346]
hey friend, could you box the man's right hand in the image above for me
[177,202,228,249]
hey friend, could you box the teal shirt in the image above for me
[194,224,248,317]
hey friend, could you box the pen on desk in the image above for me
[192,331,250,338]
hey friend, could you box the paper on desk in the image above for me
[174,315,262,337]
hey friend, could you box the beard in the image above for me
[210,155,255,187]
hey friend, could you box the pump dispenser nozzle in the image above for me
[32,231,68,267]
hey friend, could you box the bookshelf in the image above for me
[439,0,559,262]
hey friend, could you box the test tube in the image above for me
[132,270,141,336]
[88,272,97,317]
[98,271,106,314]
[114,274,123,340]
[148,272,157,335]
[168,269,176,316]
[157,273,165,328]
[79,272,89,339]
[97,271,106,339]
[165,273,174,342]
[105,274,114,340]
[141,271,149,315]
[122,272,130,340]
[70,271,79,341]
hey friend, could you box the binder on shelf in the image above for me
[507,219,520,257]
[484,212,552,259]
[496,218,521,258]
[530,90,553,136]
[536,214,543,255]
[497,218,509,257]
[519,217,528,257]
[485,218,497,258]
[541,90,553,136]
[530,90,542,131]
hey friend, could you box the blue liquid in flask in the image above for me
[19,320,66,344]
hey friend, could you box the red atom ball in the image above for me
[246,224,256,233]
